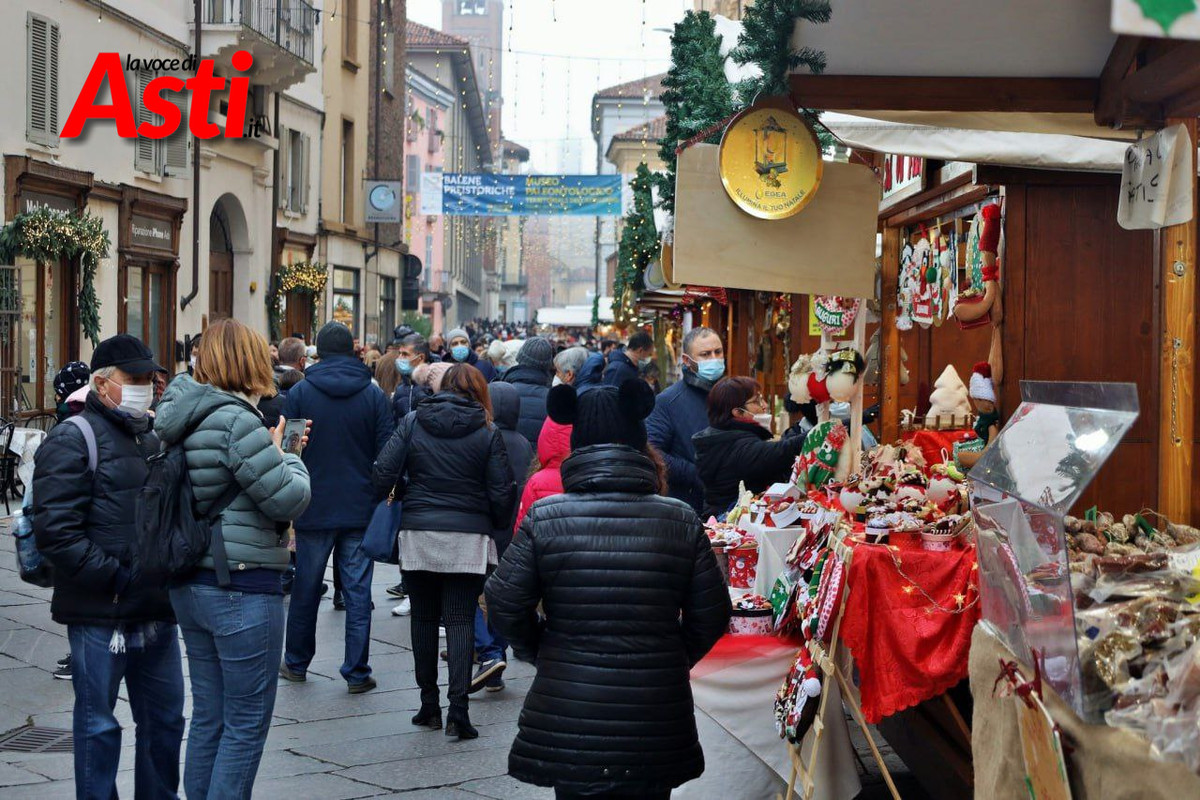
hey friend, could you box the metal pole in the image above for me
[180,0,202,310]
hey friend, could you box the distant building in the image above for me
[405,66,452,334]
[694,0,753,18]
[606,116,668,176]
[498,140,530,323]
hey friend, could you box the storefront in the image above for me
[115,186,187,370]
[274,228,318,342]
[3,156,92,416]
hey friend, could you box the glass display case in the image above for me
[969,381,1139,718]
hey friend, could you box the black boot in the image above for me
[411,704,442,730]
[445,705,478,740]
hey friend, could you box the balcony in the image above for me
[195,0,316,93]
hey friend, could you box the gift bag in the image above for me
[728,545,759,589]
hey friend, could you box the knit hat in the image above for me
[316,321,354,358]
[446,327,469,345]
[547,379,655,451]
[413,361,453,393]
[53,361,90,402]
[969,362,996,403]
[517,337,555,374]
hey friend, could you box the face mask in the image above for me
[638,356,652,367]
[692,358,725,382]
[451,345,470,362]
[396,358,413,375]
[753,412,774,432]
[552,375,563,387]
[115,383,153,417]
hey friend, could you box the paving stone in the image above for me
[0,627,70,672]
[0,760,50,787]
[0,590,48,607]
[370,790,487,800]
[336,746,512,792]
[271,681,424,723]
[250,771,388,799]
[290,721,520,768]
[456,774,555,799]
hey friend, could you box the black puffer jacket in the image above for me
[485,444,730,795]
[502,364,551,444]
[32,393,171,625]
[692,420,806,519]
[373,393,515,536]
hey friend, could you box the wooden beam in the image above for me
[1122,43,1200,104]
[880,226,902,445]
[790,75,1098,114]
[1158,118,1197,524]
[885,185,990,229]
[973,166,1122,188]
[1095,35,1144,129]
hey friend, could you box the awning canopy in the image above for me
[536,298,613,328]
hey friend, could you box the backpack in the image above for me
[134,413,242,588]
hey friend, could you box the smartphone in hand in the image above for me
[282,418,307,456]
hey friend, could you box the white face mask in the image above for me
[116,383,153,417]
[753,412,774,432]
[552,375,563,387]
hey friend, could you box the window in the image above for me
[343,0,357,63]
[277,126,309,212]
[332,267,359,335]
[425,234,434,285]
[381,26,395,95]
[121,262,172,366]
[341,120,355,223]
[379,276,396,341]
[135,70,189,176]
[27,13,59,146]
[405,154,421,193]
[457,0,487,14]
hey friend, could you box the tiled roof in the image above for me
[611,115,668,143]
[594,73,666,101]
[406,21,468,49]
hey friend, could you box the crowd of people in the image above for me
[26,314,837,799]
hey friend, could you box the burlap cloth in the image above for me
[970,624,1200,799]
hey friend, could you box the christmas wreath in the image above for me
[266,261,327,341]
[0,208,110,346]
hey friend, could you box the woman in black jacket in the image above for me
[373,364,515,739]
[485,380,730,800]
[692,376,806,519]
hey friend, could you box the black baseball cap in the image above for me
[90,334,163,376]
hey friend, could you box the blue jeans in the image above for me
[474,606,507,662]
[68,623,184,800]
[285,528,374,684]
[170,584,284,800]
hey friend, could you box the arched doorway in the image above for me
[208,194,249,322]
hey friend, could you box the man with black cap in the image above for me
[503,337,555,444]
[281,322,393,694]
[32,334,185,799]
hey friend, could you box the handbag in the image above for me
[362,488,402,565]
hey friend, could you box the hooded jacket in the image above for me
[392,372,431,426]
[32,393,169,625]
[283,356,394,532]
[574,351,605,395]
[513,417,572,532]
[489,382,534,551]
[372,393,516,536]
[646,369,714,511]
[154,375,312,572]
[485,444,730,796]
[602,347,639,387]
[502,363,552,445]
[692,420,805,519]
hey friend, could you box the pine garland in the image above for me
[611,164,659,325]
[655,11,737,214]
[0,208,109,346]
[266,261,327,341]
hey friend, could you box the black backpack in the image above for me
[134,416,241,588]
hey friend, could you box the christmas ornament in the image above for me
[953,203,1001,329]
[813,295,861,336]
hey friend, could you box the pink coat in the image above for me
[514,418,572,533]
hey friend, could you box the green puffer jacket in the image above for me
[155,374,311,572]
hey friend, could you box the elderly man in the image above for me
[33,335,184,799]
[647,326,725,511]
[553,346,589,388]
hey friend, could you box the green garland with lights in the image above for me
[0,208,109,346]
[612,164,659,326]
[266,261,327,341]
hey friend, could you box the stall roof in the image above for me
[536,299,613,328]
[787,0,1200,134]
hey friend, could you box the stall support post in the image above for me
[1158,117,1197,524]
[880,226,903,444]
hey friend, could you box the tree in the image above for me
[655,11,737,214]
[612,164,660,324]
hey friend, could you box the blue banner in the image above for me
[420,174,622,216]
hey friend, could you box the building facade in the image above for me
[497,139,529,323]
[405,65,451,334]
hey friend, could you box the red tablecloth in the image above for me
[838,534,979,724]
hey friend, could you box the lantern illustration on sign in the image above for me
[754,116,789,187]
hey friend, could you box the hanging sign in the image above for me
[1118,124,1195,230]
[419,174,621,217]
[812,296,861,336]
[1112,0,1200,40]
[718,97,823,220]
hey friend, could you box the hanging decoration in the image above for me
[812,296,861,336]
[612,164,660,326]
[0,208,109,346]
[266,261,328,341]
[896,240,917,331]
[718,98,824,220]
[953,203,1001,330]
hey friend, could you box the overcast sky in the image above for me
[407,0,690,173]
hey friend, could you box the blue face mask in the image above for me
[396,358,413,375]
[451,345,470,362]
[694,358,725,382]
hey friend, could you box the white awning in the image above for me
[536,298,613,327]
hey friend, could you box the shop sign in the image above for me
[1117,123,1194,230]
[18,190,74,216]
[130,214,173,250]
[1112,0,1200,40]
[365,180,402,224]
[718,99,823,220]
[880,154,925,205]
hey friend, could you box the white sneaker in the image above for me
[390,597,412,616]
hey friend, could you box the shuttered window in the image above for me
[135,70,189,176]
[277,123,290,208]
[162,86,189,176]
[134,71,159,173]
[27,14,59,146]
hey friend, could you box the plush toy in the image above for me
[793,419,852,489]
[954,203,1001,329]
[787,348,865,407]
